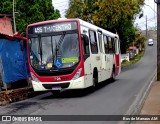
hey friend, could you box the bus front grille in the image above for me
[42,83,70,89]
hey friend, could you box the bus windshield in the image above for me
[28,32,80,70]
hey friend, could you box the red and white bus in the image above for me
[26,18,121,92]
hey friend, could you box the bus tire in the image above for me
[111,66,116,81]
[92,69,98,89]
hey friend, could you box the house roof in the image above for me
[0,32,26,41]
[128,46,137,50]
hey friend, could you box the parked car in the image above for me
[148,39,154,46]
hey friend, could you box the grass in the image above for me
[121,50,145,68]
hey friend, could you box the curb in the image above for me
[122,69,157,124]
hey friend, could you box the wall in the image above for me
[0,17,13,35]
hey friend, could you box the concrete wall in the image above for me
[121,53,130,63]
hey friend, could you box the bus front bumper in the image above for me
[32,76,85,91]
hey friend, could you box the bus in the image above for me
[26,18,121,93]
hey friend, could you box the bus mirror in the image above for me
[83,35,89,45]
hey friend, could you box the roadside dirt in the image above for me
[0,87,34,106]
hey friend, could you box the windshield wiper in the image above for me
[55,40,58,60]
[38,35,43,64]
[53,32,66,67]
[56,31,66,50]
[50,37,57,69]
[51,32,66,68]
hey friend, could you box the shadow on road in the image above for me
[40,79,116,99]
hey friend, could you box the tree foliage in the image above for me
[66,0,144,53]
[134,33,146,50]
[0,0,60,33]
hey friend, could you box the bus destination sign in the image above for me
[29,22,77,34]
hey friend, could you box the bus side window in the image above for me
[82,34,90,54]
[98,32,103,53]
[89,30,98,54]
[108,37,113,54]
[111,38,115,53]
[103,35,109,54]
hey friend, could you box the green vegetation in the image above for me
[133,33,146,52]
[0,0,60,33]
[66,0,145,53]
[121,51,145,68]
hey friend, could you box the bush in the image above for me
[122,60,128,63]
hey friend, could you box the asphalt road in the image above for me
[0,42,157,124]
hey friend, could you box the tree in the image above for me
[134,33,146,51]
[66,0,145,53]
[0,0,61,33]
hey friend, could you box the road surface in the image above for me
[0,42,157,124]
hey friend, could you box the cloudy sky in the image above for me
[52,0,157,30]
[52,0,69,18]
[134,0,157,30]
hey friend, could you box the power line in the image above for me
[138,20,157,26]
[136,16,157,25]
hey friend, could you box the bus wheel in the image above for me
[92,70,98,90]
[51,90,60,96]
[90,77,98,92]
[111,67,116,81]
[93,76,98,87]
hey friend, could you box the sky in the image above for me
[52,0,69,18]
[134,0,157,30]
[52,0,157,30]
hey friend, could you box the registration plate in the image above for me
[52,86,62,90]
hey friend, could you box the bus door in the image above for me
[103,36,114,75]
[97,31,106,70]
[103,35,110,73]
[81,33,91,75]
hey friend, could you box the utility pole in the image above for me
[156,0,160,80]
[13,0,16,33]
[154,2,156,28]
[146,16,147,39]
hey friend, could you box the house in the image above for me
[0,14,30,90]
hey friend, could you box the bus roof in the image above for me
[78,19,118,38]
[27,18,118,38]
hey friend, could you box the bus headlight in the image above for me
[72,68,82,80]
[31,72,40,83]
